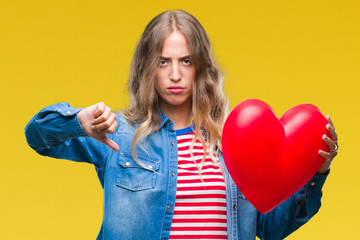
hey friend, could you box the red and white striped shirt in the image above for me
[169,126,227,240]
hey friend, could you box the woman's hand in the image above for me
[318,115,338,174]
[77,102,119,152]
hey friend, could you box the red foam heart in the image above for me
[222,99,329,213]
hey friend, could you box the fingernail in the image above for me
[326,124,331,129]
[319,150,323,154]
[91,126,95,130]
[91,120,94,124]
[322,134,327,140]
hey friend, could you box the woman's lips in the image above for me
[168,86,184,93]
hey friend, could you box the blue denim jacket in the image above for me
[24,103,328,240]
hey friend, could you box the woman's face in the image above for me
[155,31,195,114]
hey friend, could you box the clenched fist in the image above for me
[77,102,119,151]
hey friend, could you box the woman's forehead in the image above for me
[160,31,191,57]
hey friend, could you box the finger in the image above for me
[326,123,338,142]
[322,134,336,151]
[319,149,337,161]
[93,106,112,125]
[106,118,118,134]
[93,102,106,119]
[101,136,119,152]
[326,115,335,129]
[93,112,116,132]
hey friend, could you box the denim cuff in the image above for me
[304,170,329,196]
[44,102,87,139]
[57,106,86,139]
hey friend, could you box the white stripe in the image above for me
[174,206,226,211]
[178,156,218,161]
[176,135,195,140]
[179,164,221,173]
[176,175,224,180]
[177,169,223,174]
[172,214,227,219]
[177,142,197,148]
[178,151,206,156]
[177,182,225,188]
[177,161,221,168]
[175,198,226,203]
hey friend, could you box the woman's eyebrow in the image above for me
[159,55,191,60]
[180,55,191,60]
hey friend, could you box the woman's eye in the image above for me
[182,59,192,65]
[159,59,168,66]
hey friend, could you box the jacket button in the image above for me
[310,182,316,186]
[166,205,171,210]
[125,162,130,167]
[170,142,174,146]
[170,172,175,177]
[168,122,172,126]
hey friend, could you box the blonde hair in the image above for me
[122,10,229,170]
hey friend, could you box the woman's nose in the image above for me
[170,62,181,82]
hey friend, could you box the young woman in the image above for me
[25,10,338,240]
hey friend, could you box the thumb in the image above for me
[101,136,120,152]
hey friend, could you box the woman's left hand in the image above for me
[318,115,338,174]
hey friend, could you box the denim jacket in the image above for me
[24,103,328,240]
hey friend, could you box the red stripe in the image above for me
[176,138,197,144]
[173,210,227,215]
[178,145,205,151]
[172,218,227,223]
[176,194,226,199]
[176,186,226,191]
[177,172,223,176]
[170,235,227,239]
[177,158,215,165]
[171,226,227,231]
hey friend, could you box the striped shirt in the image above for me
[169,126,227,240]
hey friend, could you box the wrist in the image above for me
[316,168,330,175]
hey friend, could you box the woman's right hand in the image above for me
[77,102,119,152]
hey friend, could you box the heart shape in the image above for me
[222,99,329,213]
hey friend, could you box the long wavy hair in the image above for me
[122,10,229,170]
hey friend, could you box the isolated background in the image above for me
[1,0,359,239]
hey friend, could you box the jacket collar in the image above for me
[159,110,173,129]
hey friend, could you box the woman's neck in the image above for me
[160,103,192,130]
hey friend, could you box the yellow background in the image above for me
[1,0,359,239]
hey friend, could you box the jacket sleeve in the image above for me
[256,172,329,240]
[24,102,112,171]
